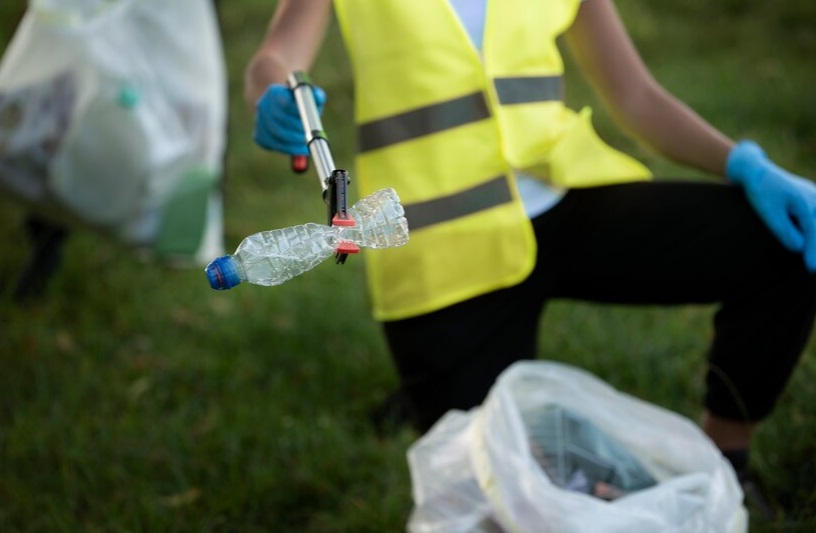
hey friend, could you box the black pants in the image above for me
[384,180,816,432]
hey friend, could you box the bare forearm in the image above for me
[243,0,332,108]
[611,79,734,177]
[566,0,734,178]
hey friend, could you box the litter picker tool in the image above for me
[204,73,409,291]
[288,71,356,264]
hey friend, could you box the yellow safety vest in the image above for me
[334,0,651,321]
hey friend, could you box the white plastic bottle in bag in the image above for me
[205,187,408,289]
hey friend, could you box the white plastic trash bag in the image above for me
[408,410,503,533]
[0,0,227,265]
[407,360,748,533]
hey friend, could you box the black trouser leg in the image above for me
[383,180,816,430]
[383,276,545,432]
[535,180,816,422]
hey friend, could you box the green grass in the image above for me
[1,1,815,531]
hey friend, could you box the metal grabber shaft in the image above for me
[287,71,358,263]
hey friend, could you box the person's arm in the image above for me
[565,0,816,270]
[563,0,733,177]
[244,0,332,156]
[243,0,333,109]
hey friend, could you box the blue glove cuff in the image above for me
[726,140,770,187]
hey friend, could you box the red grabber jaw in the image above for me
[332,206,360,256]
[335,241,361,255]
[327,168,360,259]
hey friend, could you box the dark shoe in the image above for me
[12,216,69,303]
[737,467,778,522]
[368,388,416,436]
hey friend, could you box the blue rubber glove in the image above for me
[253,83,326,155]
[727,140,816,271]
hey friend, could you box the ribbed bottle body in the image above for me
[343,188,409,249]
[233,224,336,286]
[205,187,409,289]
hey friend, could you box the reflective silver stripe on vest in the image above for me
[358,78,562,152]
[494,76,563,105]
[403,176,512,231]
[358,92,489,153]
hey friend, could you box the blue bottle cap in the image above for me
[117,86,140,109]
[205,255,241,290]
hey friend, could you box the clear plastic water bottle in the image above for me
[205,188,409,289]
